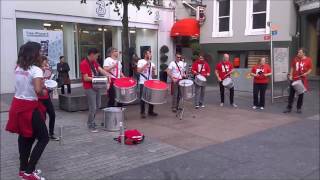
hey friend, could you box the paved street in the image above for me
[0,82,319,180]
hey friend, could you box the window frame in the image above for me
[212,0,234,38]
[245,0,270,36]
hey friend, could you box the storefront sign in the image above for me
[96,0,107,17]
[23,29,63,70]
[273,47,289,82]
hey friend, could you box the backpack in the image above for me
[115,129,145,145]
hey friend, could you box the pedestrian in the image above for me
[250,57,272,110]
[103,47,125,107]
[80,48,108,132]
[39,56,59,141]
[215,53,237,108]
[192,54,211,109]
[137,49,158,118]
[167,52,186,112]
[6,42,49,180]
[57,56,71,94]
[283,48,313,113]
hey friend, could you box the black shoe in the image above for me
[172,108,177,113]
[297,109,302,114]
[49,135,60,141]
[148,112,158,117]
[141,113,146,119]
[283,108,291,113]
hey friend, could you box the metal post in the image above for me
[269,21,274,103]
[59,125,63,146]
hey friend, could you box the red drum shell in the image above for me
[143,80,167,90]
[114,77,136,88]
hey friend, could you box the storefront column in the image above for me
[112,27,122,53]
[62,22,76,79]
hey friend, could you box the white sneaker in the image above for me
[195,105,200,109]
[260,107,264,110]
[200,104,205,108]
[252,106,257,109]
[90,128,99,133]
[220,103,224,107]
[232,104,238,108]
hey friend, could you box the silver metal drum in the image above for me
[142,80,168,105]
[92,76,108,89]
[179,79,194,99]
[103,107,125,131]
[114,78,137,104]
[291,80,306,95]
[44,80,57,90]
[194,74,206,86]
[222,77,234,89]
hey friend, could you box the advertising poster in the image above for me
[23,29,63,70]
[273,47,289,82]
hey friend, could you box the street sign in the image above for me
[264,34,271,40]
[272,30,278,36]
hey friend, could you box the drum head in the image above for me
[44,80,57,89]
[144,80,167,90]
[197,75,206,81]
[179,79,193,87]
[114,77,136,88]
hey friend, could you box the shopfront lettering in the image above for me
[26,31,49,37]
[96,0,107,17]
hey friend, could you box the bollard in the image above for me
[119,122,125,145]
[59,125,63,146]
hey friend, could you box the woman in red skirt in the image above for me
[6,42,49,180]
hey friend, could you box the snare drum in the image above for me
[114,77,137,103]
[194,75,207,86]
[222,77,234,89]
[142,80,168,105]
[291,80,306,95]
[44,80,58,90]
[92,76,108,89]
[179,79,194,99]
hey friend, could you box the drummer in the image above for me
[80,48,109,133]
[167,52,186,112]
[103,47,125,107]
[215,53,237,108]
[137,49,158,118]
[283,48,313,114]
[191,54,211,109]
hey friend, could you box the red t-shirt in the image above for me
[80,58,100,89]
[291,56,313,81]
[215,61,233,80]
[191,60,211,77]
[251,64,271,84]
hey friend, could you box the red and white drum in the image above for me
[114,77,137,103]
[142,80,168,105]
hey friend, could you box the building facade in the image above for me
[0,0,174,94]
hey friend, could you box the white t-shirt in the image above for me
[14,65,43,101]
[168,60,185,80]
[137,59,155,84]
[103,57,122,78]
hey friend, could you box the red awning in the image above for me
[170,18,200,38]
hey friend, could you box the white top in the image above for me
[103,57,122,78]
[168,60,185,80]
[137,59,155,84]
[14,65,43,101]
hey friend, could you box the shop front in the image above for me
[1,0,174,93]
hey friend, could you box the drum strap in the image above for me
[86,58,99,76]
[222,63,230,78]
[175,61,183,79]
[197,63,205,75]
[140,62,152,80]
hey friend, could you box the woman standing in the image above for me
[39,56,59,141]
[57,56,71,94]
[250,57,272,110]
[6,42,49,180]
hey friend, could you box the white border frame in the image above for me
[245,0,270,36]
[212,0,233,38]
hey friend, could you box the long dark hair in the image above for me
[17,42,42,70]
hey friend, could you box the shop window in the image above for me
[245,0,270,36]
[212,0,233,37]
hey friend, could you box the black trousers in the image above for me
[18,110,49,174]
[287,84,304,110]
[61,84,71,94]
[219,81,234,104]
[40,98,56,136]
[107,83,123,107]
[253,83,268,107]
[139,84,154,114]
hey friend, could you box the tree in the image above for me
[81,0,152,76]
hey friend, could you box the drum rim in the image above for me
[44,80,57,88]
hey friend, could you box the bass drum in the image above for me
[194,74,206,86]
[179,79,194,99]
[291,80,306,95]
[142,80,168,105]
[222,77,234,89]
[114,77,137,104]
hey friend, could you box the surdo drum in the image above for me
[179,79,194,99]
[92,76,108,89]
[222,77,234,89]
[291,80,306,95]
[142,80,168,105]
[194,74,207,86]
[114,77,137,104]
[44,80,58,90]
